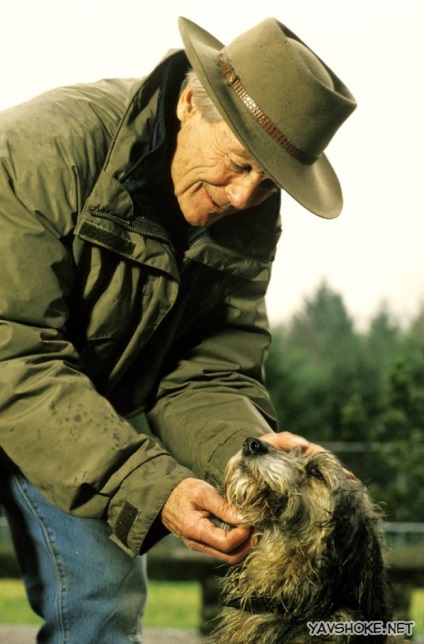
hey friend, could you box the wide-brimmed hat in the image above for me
[179,17,357,218]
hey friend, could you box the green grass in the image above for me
[145,581,201,628]
[411,589,424,636]
[0,580,43,625]
[0,579,423,634]
[0,579,201,628]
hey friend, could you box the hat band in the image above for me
[218,51,318,165]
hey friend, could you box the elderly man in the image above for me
[0,16,356,643]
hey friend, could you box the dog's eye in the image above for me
[306,462,325,483]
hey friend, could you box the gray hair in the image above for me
[182,69,222,123]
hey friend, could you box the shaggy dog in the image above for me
[211,437,399,644]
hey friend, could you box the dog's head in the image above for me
[222,437,392,623]
[224,436,350,534]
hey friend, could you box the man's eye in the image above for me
[230,159,251,173]
[239,164,252,173]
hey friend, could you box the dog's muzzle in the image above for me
[242,437,269,457]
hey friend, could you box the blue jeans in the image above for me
[0,468,148,643]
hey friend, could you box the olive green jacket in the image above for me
[0,51,281,556]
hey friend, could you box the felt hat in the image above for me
[179,17,357,218]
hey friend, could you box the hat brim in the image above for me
[179,16,343,219]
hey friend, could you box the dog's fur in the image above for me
[211,437,398,644]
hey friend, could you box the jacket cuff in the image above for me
[107,454,192,556]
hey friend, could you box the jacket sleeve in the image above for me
[0,92,192,557]
[147,202,281,487]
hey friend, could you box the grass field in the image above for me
[0,579,423,635]
[0,579,201,629]
[411,590,424,637]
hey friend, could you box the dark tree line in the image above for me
[265,280,424,522]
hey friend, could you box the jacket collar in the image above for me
[79,50,189,225]
[75,51,189,279]
[121,53,191,253]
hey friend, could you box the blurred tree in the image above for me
[340,392,367,439]
[265,281,424,521]
[372,356,424,521]
[285,280,356,364]
[366,303,401,369]
[266,281,381,442]
[265,327,333,440]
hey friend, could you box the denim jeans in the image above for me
[0,469,148,643]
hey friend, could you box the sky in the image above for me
[0,0,423,329]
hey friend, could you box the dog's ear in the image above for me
[323,483,392,622]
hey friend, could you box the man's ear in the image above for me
[176,84,197,123]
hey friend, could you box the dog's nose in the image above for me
[242,437,269,457]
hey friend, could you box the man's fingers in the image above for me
[261,431,312,452]
[262,431,356,479]
[161,478,251,564]
[195,518,251,551]
[201,490,246,527]
[180,521,251,564]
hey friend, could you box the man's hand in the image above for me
[161,477,251,564]
[261,431,356,479]
[261,430,325,455]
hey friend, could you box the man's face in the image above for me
[171,85,277,227]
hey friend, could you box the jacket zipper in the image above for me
[88,209,173,246]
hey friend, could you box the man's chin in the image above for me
[181,210,230,228]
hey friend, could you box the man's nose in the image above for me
[225,175,261,211]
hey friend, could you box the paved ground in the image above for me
[0,626,208,643]
[1,625,423,643]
